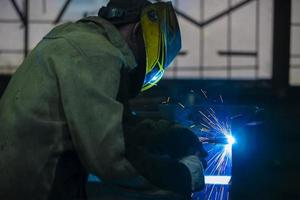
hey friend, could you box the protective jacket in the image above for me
[0,16,139,200]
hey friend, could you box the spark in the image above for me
[208,148,217,153]
[220,95,224,103]
[209,107,216,114]
[214,149,228,173]
[199,137,207,142]
[162,97,170,104]
[206,152,223,171]
[200,123,210,129]
[199,111,216,126]
[190,124,196,128]
[230,114,243,120]
[221,184,225,197]
[200,128,210,133]
[178,102,185,109]
[201,89,208,99]
[246,121,263,126]
[208,184,216,200]
[175,92,239,200]
[195,107,235,200]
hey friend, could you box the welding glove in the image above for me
[179,155,205,191]
[126,119,207,166]
[124,119,207,195]
[154,123,207,192]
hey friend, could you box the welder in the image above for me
[0,0,206,199]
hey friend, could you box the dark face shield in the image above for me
[140,2,181,91]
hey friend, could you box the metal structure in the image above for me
[0,0,297,87]
[290,0,300,86]
[272,0,291,92]
[0,0,74,60]
[9,0,29,57]
[169,0,261,80]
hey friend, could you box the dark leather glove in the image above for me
[126,145,192,197]
[124,118,208,194]
[125,119,207,156]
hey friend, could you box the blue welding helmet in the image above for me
[99,0,181,92]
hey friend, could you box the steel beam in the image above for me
[10,0,26,25]
[272,0,291,91]
[174,0,254,28]
[24,0,29,57]
[53,0,72,24]
[218,51,257,57]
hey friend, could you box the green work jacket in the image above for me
[0,16,140,200]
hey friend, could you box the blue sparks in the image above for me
[172,91,238,200]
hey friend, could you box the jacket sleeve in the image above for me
[51,40,138,180]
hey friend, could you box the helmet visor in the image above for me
[140,2,181,91]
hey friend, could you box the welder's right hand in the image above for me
[124,118,207,193]
[125,118,208,167]
[162,126,207,192]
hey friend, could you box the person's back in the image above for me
[0,17,137,200]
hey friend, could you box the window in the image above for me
[164,0,273,80]
[290,0,300,86]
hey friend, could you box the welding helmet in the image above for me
[99,0,181,92]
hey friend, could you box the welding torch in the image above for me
[200,135,236,145]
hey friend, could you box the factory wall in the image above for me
[0,0,108,73]
[0,0,299,85]
[291,0,300,86]
[165,0,273,80]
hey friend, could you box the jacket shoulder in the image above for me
[43,21,125,60]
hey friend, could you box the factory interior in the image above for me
[0,0,300,199]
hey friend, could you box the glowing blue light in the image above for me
[149,70,164,84]
[144,68,164,86]
[226,135,236,145]
[205,176,231,185]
